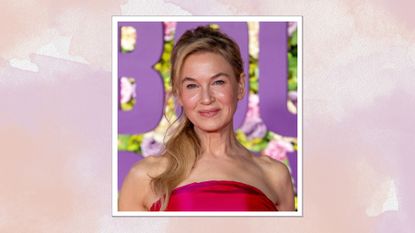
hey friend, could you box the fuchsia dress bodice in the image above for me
[149,180,278,211]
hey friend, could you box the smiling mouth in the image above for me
[199,109,220,118]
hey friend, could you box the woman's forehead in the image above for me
[179,52,233,77]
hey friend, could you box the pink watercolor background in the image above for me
[1,0,414,232]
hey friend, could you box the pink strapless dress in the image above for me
[150,180,277,211]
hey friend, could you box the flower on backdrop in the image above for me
[246,93,260,119]
[287,91,298,114]
[288,22,297,37]
[248,22,259,59]
[121,26,137,53]
[240,117,267,140]
[163,22,176,41]
[153,116,172,142]
[288,91,297,105]
[263,139,294,161]
[141,133,164,157]
[240,93,267,140]
[120,77,136,104]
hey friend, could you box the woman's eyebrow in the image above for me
[211,72,231,80]
[181,72,231,84]
[181,77,196,84]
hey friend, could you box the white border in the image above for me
[112,16,303,217]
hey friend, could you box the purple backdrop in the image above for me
[117,22,298,193]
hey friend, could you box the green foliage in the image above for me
[249,56,259,93]
[120,99,135,111]
[118,134,143,154]
[289,30,297,51]
[154,40,174,93]
[288,28,298,92]
[118,134,130,151]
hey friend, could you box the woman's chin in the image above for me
[193,123,231,133]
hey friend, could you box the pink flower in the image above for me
[240,94,267,139]
[288,91,297,108]
[240,116,267,140]
[246,94,260,119]
[288,22,297,36]
[120,26,137,52]
[263,139,294,161]
[120,77,136,104]
[163,22,176,41]
[141,135,164,157]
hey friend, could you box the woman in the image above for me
[119,25,294,211]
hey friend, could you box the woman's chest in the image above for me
[176,157,278,203]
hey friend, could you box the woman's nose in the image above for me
[200,87,214,104]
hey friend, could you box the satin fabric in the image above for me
[150,180,277,211]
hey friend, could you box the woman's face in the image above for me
[177,52,244,133]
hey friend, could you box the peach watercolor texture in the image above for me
[0,0,414,232]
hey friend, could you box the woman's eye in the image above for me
[186,83,198,89]
[213,80,225,85]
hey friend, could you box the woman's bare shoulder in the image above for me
[256,155,295,210]
[255,155,288,174]
[129,155,168,178]
[118,155,168,211]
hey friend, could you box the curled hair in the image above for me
[151,25,244,210]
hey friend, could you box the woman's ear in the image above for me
[237,73,246,100]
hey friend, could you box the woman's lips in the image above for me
[199,109,220,118]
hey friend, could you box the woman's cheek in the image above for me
[182,91,200,108]
[212,88,235,104]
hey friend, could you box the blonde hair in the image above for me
[151,25,244,210]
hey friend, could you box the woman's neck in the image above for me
[194,124,246,158]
